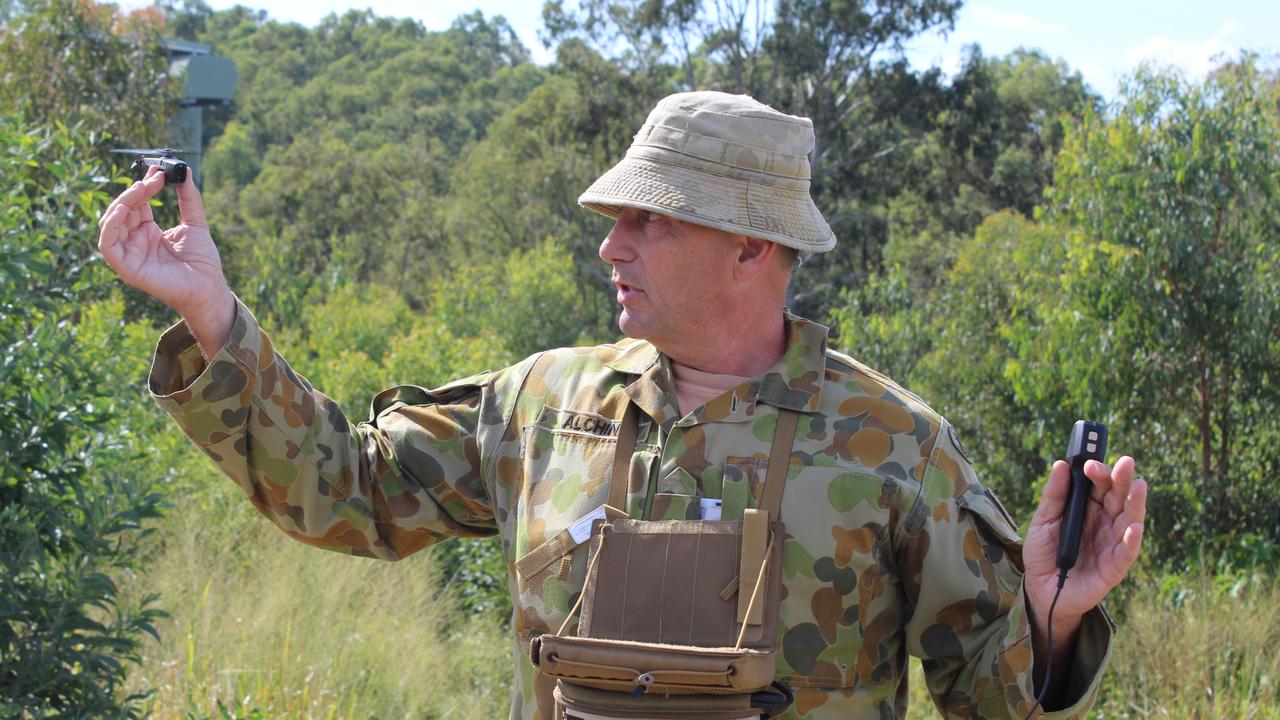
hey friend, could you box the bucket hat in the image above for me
[578,91,836,253]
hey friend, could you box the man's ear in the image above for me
[733,235,778,281]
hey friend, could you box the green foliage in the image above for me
[883,47,1100,295]
[169,6,546,316]
[828,265,929,385]
[1094,567,1280,717]
[0,0,180,153]
[919,211,1069,514]
[430,237,610,357]
[1039,59,1280,564]
[0,117,165,717]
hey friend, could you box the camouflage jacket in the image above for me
[150,298,1113,719]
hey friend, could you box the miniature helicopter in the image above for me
[110,147,199,186]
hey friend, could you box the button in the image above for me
[1086,442,1097,453]
[1088,430,1099,441]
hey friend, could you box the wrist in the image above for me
[1026,584,1083,646]
[181,289,236,361]
[180,282,232,319]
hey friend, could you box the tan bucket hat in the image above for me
[578,91,837,253]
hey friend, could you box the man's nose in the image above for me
[598,213,636,265]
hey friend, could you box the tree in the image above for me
[1039,59,1280,563]
[0,115,165,719]
[882,47,1099,294]
[0,0,180,151]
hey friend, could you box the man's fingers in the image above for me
[102,167,165,227]
[1032,460,1071,528]
[175,171,207,227]
[1118,476,1148,530]
[97,202,134,260]
[1083,458,1114,498]
[1104,456,1135,517]
[1113,522,1144,575]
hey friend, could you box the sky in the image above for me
[141,0,1280,99]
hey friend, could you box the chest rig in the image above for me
[530,403,799,719]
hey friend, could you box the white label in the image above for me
[567,505,609,545]
[700,498,723,521]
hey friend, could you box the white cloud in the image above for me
[1073,60,1117,98]
[1123,33,1237,79]
[1220,18,1241,36]
[969,4,1065,35]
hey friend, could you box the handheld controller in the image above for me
[1058,420,1107,570]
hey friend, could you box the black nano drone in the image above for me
[110,147,198,186]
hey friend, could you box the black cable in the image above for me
[1023,569,1068,720]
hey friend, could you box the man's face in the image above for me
[598,207,738,349]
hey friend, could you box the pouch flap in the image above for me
[555,681,759,718]
[535,635,776,693]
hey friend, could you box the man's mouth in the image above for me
[613,278,643,305]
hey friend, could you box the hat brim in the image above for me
[578,154,836,254]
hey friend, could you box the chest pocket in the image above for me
[514,406,656,636]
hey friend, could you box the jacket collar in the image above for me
[605,312,829,428]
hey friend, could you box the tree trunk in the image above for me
[1197,351,1211,478]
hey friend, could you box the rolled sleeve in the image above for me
[1038,604,1114,719]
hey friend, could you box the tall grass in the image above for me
[1096,570,1280,719]
[124,474,511,719]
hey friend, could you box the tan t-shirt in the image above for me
[671,361,752,417]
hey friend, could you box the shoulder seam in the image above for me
[825,348,931,410]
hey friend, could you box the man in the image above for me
[98,92,1145,719]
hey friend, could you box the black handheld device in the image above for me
[1058,420,1107,570]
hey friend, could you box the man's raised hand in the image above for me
[97,166,235,357]
[1024,455,1146,644]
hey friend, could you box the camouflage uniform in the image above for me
[150,298,1113,719]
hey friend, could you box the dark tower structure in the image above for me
[165,39,237,184]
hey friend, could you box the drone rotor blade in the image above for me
[110,147,202,156]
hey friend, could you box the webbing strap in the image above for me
[760,410,799,521]
[607,403,639,512]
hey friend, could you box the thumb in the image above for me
[175,170,207,227]
[1032,460,1071,529]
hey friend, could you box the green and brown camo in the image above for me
[149,298,1113,719]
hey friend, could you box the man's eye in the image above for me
[645,211,662,223]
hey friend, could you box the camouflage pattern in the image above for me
[150,298,1114,719]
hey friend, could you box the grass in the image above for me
[1095,570,1280,719]
[123,476,511,719]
